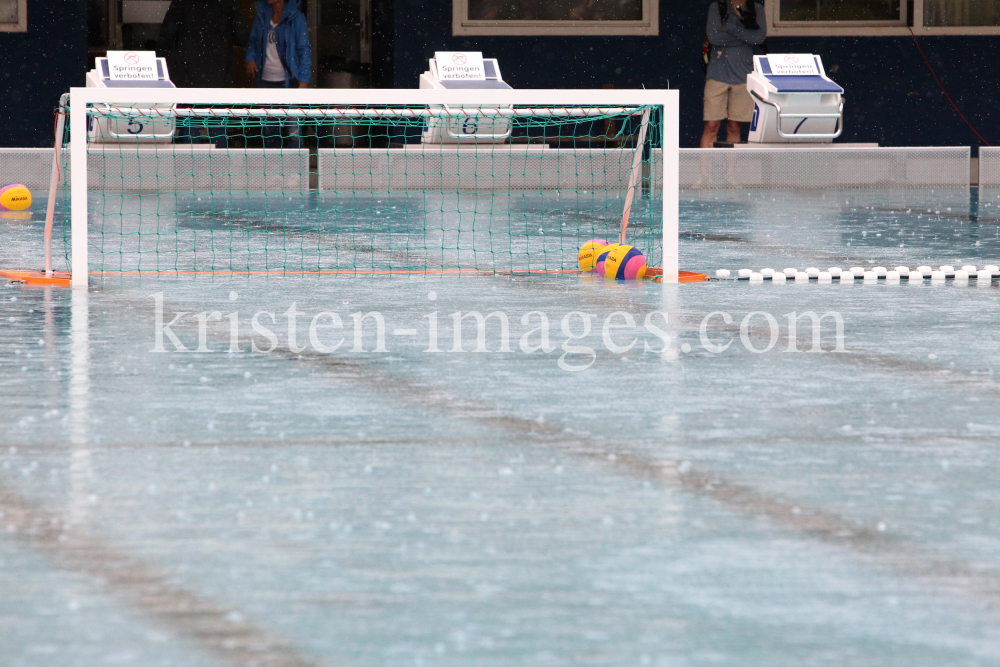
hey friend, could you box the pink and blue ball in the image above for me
[620,249,648,280]
[603,244,648,280]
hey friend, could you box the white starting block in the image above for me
[747,54,844,144]
[86,50,176,143]
[420,52,512,145]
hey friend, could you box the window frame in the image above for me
[452,0,658,36]
[768,0,1000,36]
[773,0,908,29]
[0,0,27,33]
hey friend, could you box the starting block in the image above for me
[747,54,844,144]
[86,50,176,144]
[420,52,512,145]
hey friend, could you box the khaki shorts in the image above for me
[703,78,754,123]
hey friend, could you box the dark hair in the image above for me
[717,0,728,23]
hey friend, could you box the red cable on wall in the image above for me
[909,27,991,147]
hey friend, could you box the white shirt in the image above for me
[262,20,285,82]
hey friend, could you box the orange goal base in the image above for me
[0,270,72,288]
[0,268,707,287]
[644,268,709,283]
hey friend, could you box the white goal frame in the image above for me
[68,87,679,287]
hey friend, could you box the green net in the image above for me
[65,103,663,276]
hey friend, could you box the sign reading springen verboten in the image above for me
[106,50,157,80]
[435,52,486,80]
[767,54,820,76]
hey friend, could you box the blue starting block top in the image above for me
[758,56,844,94]
[436,60,512,90]
[438,80,512,90]
[762,76,843,94]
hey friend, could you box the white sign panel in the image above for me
[435,52,486,80]
[106,50,158,80]
[768,54,819,76]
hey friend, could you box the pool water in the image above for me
[1,188,998,666]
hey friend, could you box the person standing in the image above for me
[701,0,766,148]
[245,0,311,148]
[157,0,248,147]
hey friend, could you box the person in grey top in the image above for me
[700,0,766,147]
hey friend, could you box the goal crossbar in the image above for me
[94,107,644,120]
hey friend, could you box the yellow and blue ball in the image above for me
[603,244,648,280]
[0,184,31,211]
[577,238,609,272]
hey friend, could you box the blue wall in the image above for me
[0,0,87,148]
[394,0,997,149]
[0,0,992,149]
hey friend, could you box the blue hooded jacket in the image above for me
[246,0,311,86]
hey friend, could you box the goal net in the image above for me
[63,88,679,285]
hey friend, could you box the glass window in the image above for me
[0,0,18,23]
[454,0,656,36]
[778,0,902,23]
[923,0,1000,26]
[467,0,643,22]
[769,0,1000,32]
[0,0,26,32]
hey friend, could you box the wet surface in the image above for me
[1,189,998,666]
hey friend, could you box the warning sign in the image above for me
[435,52,486,81]
[767,54,820,76]
[106,50,158,80]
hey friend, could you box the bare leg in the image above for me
[700,120,722,148]
[726,120,743,144]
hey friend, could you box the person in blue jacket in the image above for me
[245,0,311,147]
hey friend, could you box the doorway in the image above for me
[86,0,391,88]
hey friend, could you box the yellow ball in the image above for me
[0,184,31,211]
[577,238,609,272]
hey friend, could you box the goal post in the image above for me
[67,86,679,287]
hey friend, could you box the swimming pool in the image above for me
[1,188,998,666]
